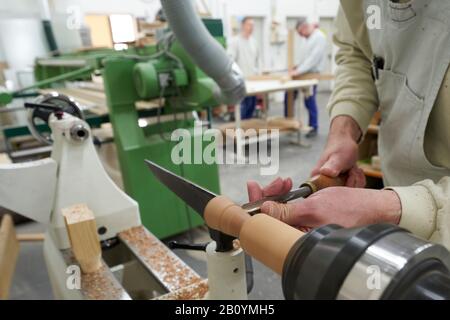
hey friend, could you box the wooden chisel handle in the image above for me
[301,174,347,194]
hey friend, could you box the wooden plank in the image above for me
[39,88,109,116]
[246,74,290,82]
[248,73,334,82]
[219,117,301,138]
[16,233,45,242]
[287,30,295,70]
[84,15,113,48]
[286,30,296,118]
[40,86,162,114]
[67,87,106,101]
[63,204,102,274]
[138,21,166,30]
[0,214,19,299]
[294,73,335,81]
[245,79,318,96]
[268,117,301,130]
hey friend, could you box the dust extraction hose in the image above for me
[160,0,247,105]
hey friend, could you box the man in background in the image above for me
[285,18,327,138]
[228,16,261,119]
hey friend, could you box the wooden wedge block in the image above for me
[16,233,45,242]
[63,204,101,273]
[0,214,19,299]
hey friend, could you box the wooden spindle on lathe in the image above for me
[204,196,305,275]
[201,174,346,274]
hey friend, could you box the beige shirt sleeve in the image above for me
[389,177,450,250]
[327,6,379,134]
[330,4,450,250]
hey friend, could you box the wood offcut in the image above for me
[63,204,102,273]
[0,214,19,299]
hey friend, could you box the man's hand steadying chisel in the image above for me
[247,176,402,230]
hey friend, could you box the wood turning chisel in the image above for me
[145,159,346,218]
[241,174,347,215]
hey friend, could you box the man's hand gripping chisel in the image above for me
[241,174,347,214]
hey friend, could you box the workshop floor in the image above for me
[10,92,331,300]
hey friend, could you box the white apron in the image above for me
[364,0,450,186]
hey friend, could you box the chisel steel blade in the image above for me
[241,186,312,214]
[145,160,217,217]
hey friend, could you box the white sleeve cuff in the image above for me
[387,185,437,239]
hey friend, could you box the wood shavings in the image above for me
[156,280,209,300]
[81,266,126,300]
[63,250,129,300]
[120,226,202,292]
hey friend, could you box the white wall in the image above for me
[0,19,48,71]
[0,0,163,56]
[0,42,5,61]
[0,0,340,88]
[49,0,161,20]
[0,0,41,18]
[48,0,162,52]
[0,0,341,65]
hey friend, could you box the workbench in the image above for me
[225,78,318,157]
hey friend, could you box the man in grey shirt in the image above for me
[228,17,261,119]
